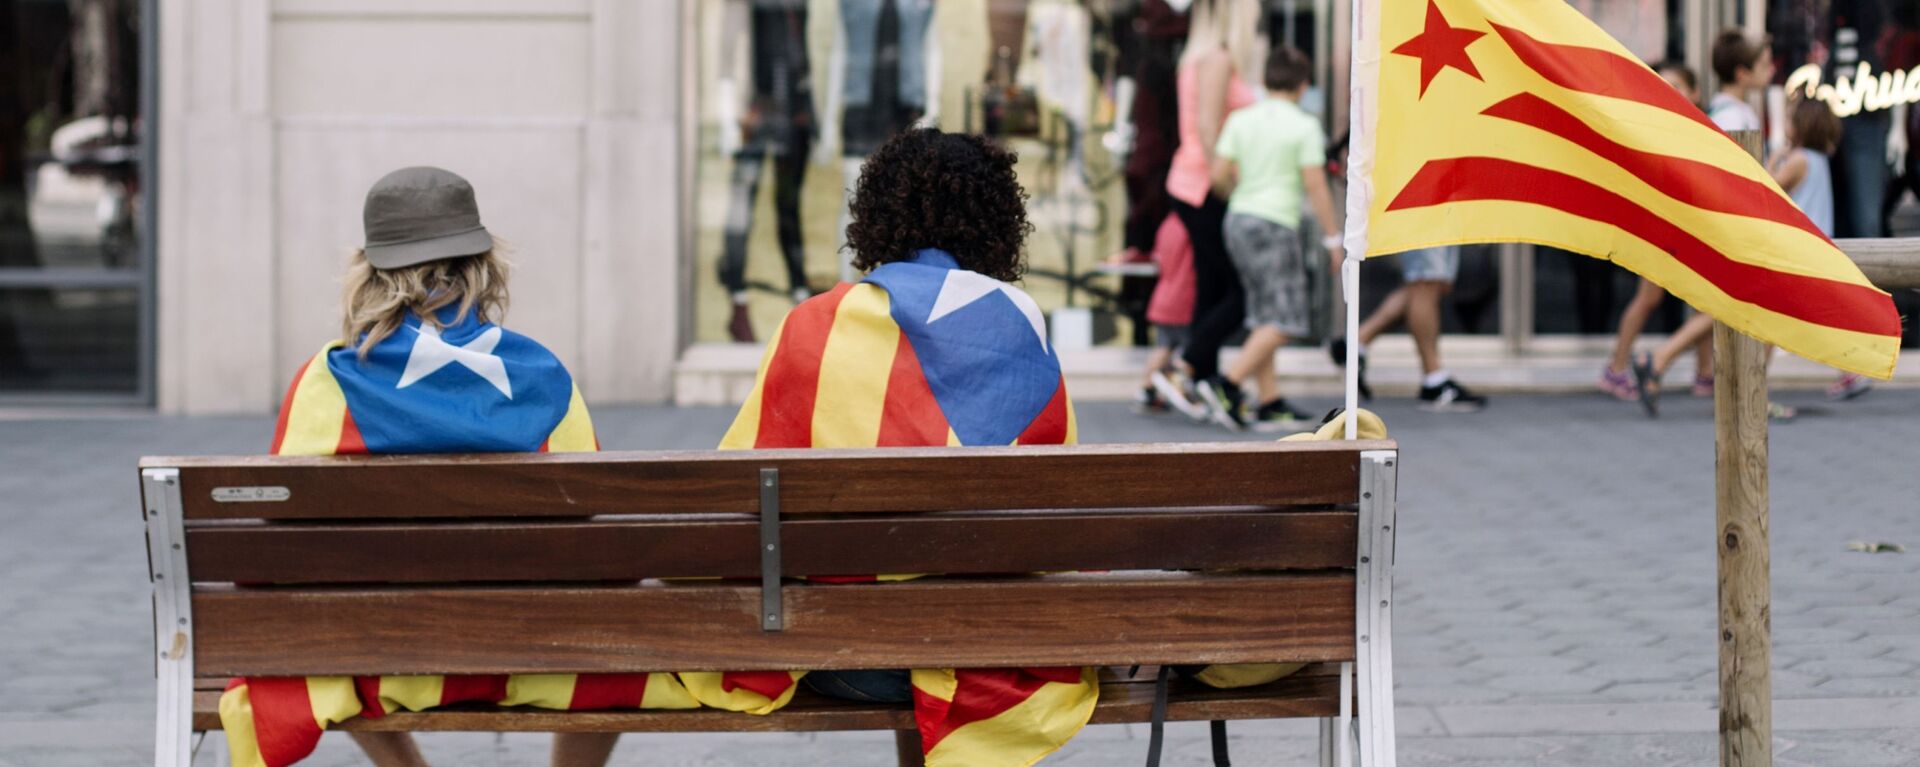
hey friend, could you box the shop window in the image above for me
[0,0,148,397]
[689,0,1344,348]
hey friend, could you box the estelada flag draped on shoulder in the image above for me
[1344,0,1902,378]
[721,249,1097,767]
[230,310,739,767]
[270,306,596,455]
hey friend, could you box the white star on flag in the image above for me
[397,324,513,398]
[926,269,1050,352]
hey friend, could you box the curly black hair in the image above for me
[844,129,1033,282]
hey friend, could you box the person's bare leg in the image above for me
[1404,281,1447,376]
[1652,313,1715,378]
[1141,344,1173,387]
[1253,357,1280,404]
[1638,312,1714,398]
[551,733,621,767]
[349,732,430,767]
[1224,326,1288,392]
[1355,287,1410,347]
[1608,279,1666,372]
[1692,332,1714,376]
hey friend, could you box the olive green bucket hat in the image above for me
[362,166,495,269]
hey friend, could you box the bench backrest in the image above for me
[140,440,1395,678]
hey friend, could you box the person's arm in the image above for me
[1299,129,1343,264]
[1211,157,1239,197]
[1211,111,1240,197]
[1303,164,1344,264]
[1193,50,1232,170]
[1768,149,1808,193]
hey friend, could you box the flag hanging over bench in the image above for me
[723,249,1096,767]
[1343,0,1903,378]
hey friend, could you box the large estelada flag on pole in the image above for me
[1344,0,1903,378]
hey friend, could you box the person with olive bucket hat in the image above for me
[218,166,618,767]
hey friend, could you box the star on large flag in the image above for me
[1345,0,1902,378]
[399,324,513,398]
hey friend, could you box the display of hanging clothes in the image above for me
[825,0,937,281]
[718,0,818,342]
[1021,0,1094,130]
[933,0,991,133]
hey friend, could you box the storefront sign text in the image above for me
[1787,62,1920,118]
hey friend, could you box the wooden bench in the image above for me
[140,440,1400,766]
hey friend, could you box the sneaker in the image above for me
[1132,386,1170,415]
[1150,369,1210,421]
[1598,366,1637,401]
[1418,378,1487,412]
[1768,401,1799,421]
[1327,338,1374,401]
[1251,398,1315,433]
[1827,372,1873,401]
[1195,376,1248,430]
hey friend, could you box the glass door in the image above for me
[0,0,152,403]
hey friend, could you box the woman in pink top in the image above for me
[1166,0,1265,400]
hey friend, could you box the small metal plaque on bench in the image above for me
[211,486,291,503]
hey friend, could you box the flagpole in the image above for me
[1343,256,1360,438]
[1716,129,1772,767]
[1340,0,1373,440]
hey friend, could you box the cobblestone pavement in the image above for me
[3,389,1917,765]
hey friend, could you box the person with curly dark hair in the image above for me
[719,127,1086,756]
[844,128,1033,281]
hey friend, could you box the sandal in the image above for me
[1631,352,1660,418]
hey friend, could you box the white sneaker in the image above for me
[1150,369,1209,421]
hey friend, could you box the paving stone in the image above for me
[1789,658,1915,679]
[1812,676,1920,697]
[1393,685,1516,706]
[1576,661,1710,684]
[1483,674,1610,695]
[1776,730,1920,767]
[1464,655,1591,675]
[1591,681,1716,703]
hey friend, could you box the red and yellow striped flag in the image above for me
[722,256,1096,767]
[1346,0,1903,377]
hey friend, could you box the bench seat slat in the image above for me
[194,573,1356,677]
[185,510,1357,583]
[190,668,1342,733]
[156,441,1371,520]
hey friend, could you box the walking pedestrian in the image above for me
[1166,0,1266,407]
[1192,47,1343,431]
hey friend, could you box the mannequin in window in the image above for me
[717,0,818,343]
[819,0,939,282]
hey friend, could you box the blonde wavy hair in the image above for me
[341,243,510,358]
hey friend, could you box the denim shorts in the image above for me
[1154,324,1190,350]
[803,669,914,703]
[1398,246,1460,284]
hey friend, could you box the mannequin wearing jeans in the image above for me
[718,0,818,342]
[824,0,937,281]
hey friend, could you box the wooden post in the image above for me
[1717,130,1771,767]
